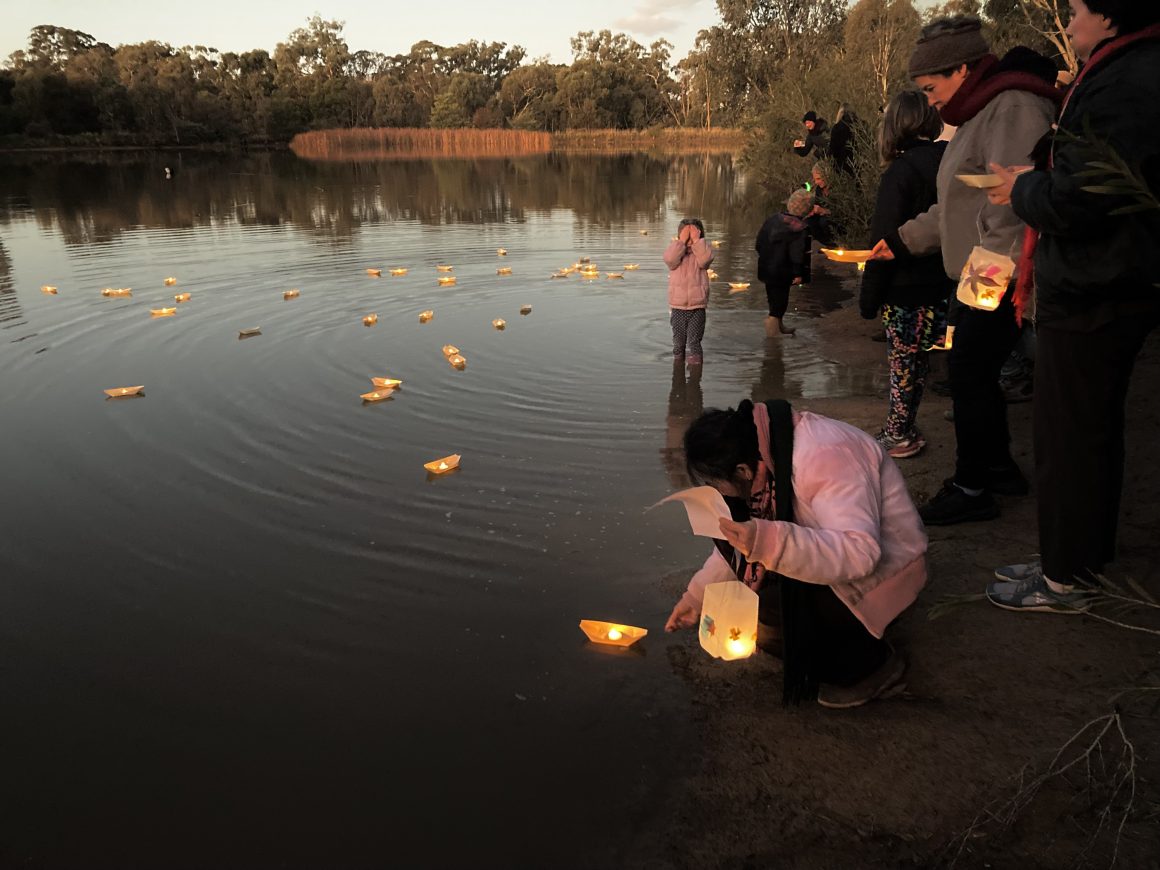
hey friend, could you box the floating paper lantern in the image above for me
[103,385,144,398]
[492,319,506,330]
[447,353,466,370]
[371,377,402,388]
[711,240,723,248]
[519,305,532,315]
[150,307,177,317]
[389,268,408,276]
[579,620,648,647]
[497,267,512,275]
[424,453,461,474]
[438,276,457,286]
[606,273,624,280]
[442,344,460,357]
[497,248,507,256]
[639,229,649,235]
[699,580,758,661]
[363,314,379,326]
[624,264,640,271]
[174,292,192,303]
[283,289,300,300]
[164,277,178,286]
[360,389,394,403]
[820,248,874,264]
[366,268,382,277]
[550,272,568,279]
[707,269,719,280]
[436,265,454,273]
[102,288,132,297]
[41,285,58,295]
[238,327,262,338]
[728,282,750,291]
[419,310,434,323]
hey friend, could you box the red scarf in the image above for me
[1013,24,1160,326]
[940,54,1062,128]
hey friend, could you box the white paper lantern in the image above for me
[698,580,758,661]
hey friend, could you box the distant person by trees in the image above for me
[792,111,830,158]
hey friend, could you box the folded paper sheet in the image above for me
[239,327,261,338]
[651,486,732,538]
[579,620,648,647]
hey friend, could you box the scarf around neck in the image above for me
[940,53,1062,128]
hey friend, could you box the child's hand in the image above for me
[870,239,895,261]
[665,597,700,632]
[677,224,691,245]
[718,517,757,558]
[687,224,702,242]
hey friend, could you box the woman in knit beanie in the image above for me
[868,15,1061,527]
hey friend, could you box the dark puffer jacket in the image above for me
[793,118,830,158]
[860,139,954,318]
[1011,32,1160,327]
[755,213,809,284]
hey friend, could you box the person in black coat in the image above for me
[793,111,830,158]
[984,0,1160,611]
[828,104,860,175]
[860,90,953,459]
[755,188,814,337]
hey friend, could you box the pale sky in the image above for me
[1,0,721,66]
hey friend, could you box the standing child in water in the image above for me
[755,189,813,337]
[664,217,715,365]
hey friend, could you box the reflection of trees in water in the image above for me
[0,238,21,325]
[0,151,749,246]
[660,360,704,491]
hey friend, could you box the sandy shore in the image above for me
[632,290,1160,869]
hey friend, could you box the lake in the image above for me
[0,150,877,868]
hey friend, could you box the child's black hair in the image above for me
[683,400,759,486]
[678,217,706,236]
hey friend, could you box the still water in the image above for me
[0,151,880,868]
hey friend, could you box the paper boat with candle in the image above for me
[606,272,624,279]
[441,344,460,357]
[579,620,647,647]
[550,271,569,279]
[436,265,454,273]
[624,264,639,271]
[728,282,750,291]
[424,453,461,474]
[497,248,507,256]
[711,240,723,248]
[419,310,434,323]
[820,248,875,264]
[438,276,457,286]
[639,229,649,235]
[164,277,178,286]
[238,327,262,338]
[41,285,58,294]
[447,353,467,370]
[519,305,532,315]
[492,318,506,330]
[707,269,718,280]
[370,376,402,389]
[389,268,408,276]
[363,313,379,326]
[955,173,1003,189]
[102,288,132,297]
[283,289,300,300]
[174,292,192,303]
[366,268,382,277]
[104,384,145,398]
[150,307,177,317]
[360,388,394,403]
[496,267,512,275]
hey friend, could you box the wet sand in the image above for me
[631,279,1160,869]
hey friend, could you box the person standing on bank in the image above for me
[982,0,1160,612]
[793,111,830,159]
[861,90,953,460]
[664,217,715,366]
[870,16,1061,526]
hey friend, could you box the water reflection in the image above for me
[0,239,20,326]
[661,360,704,489]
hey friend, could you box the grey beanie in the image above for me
[786,188,814,218]
[908,16,990,78]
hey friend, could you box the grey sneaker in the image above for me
[994,558,1041,583]
[874,429,926,459]
[986,569,1091,614]
[817,646,907,709]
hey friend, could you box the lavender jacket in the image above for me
[664,239,714,309]
[681,409,928,639]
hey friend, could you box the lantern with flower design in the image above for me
[698,580,758,661]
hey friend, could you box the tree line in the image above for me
[0,1,1071,148]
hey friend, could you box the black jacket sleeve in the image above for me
[860,160,919,318]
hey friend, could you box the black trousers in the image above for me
[1035,312,1160,583]
[763,278,791,318]
[758,581,890,687]
[947,288,1022,489]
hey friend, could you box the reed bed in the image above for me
[290,127,745,160]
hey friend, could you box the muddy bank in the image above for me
[631,280,1160,869]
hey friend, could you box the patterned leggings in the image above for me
[882,303,944,438]
[671,308,706,358]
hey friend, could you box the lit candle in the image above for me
[606,628,623,641]
[725,637,755,658]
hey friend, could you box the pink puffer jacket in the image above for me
[664,239,714,309]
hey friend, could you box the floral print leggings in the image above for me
[881,302,946,439]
